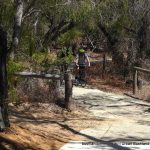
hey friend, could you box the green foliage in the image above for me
[57,28,82,46]
[7,59,23,75]
[67,0,94,23]
[7,59,28,104]
[7,59,29,86]
[0,0,14,29]
[8,88,20,105]
[32,52,46,65]
[57,47,74,65]
[32,52,57,71]
[31,47,74,68]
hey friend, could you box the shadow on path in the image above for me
[0,136,36,150]
[57,122,130,150]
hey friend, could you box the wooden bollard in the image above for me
[102,52,106,78]
[64,71,72,109]
[54,69,60,96]
[133,69,138,95]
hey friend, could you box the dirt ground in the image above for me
[86,62,150,101]
[0,102,103,150]
[88,76,150,102]
[1,58,150,150]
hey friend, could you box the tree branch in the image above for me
[22,8,41,21]
[98,22,114,44]
[122,25,137,34]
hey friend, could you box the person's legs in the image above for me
[79,66,86,80]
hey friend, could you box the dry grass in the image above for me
[85,63,150,100]
[14,78,61,104]
[0,102,103,150]
[134,86,150,101]
[85,63,130,94]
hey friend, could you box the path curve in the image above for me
[60,87,150,150]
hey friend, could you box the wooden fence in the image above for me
[0,70,73,130]
[133,66,150,94]
[14,70,72,109]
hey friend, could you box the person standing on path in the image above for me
[75,46,90,81]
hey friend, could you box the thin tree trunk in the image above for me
[65,72,72,109]
[144,0,150,58]
[137,18,147,59]
[109,43,124,73]
[33,18,39,36]
[0,27,10,129]
[11,0,24,59]
[98,23,124,72]
[43,21,75,47]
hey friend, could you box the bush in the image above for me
[57,47,74,65]
[7,59,29,104]
[32,52,57,71]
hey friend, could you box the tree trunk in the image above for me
[33,12,39,35]
[11,0,24,59]
[0,27,10,129]
[64,72,72,109]
[98,23,124,72]
[124,40,135,77]
[137,19,147,59]
[109,43,124,73]
[43,21,75,47]
[145,11,150,57]
[136,4,150,59]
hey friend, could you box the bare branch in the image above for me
[22,8,41,21]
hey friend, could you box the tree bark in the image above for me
[137,17,147,59]
[108,42,124,73]
[43,21,75,47]
[98,23,124,72]
[11,0,24,59]
[64,72,72,109]
[0,27,10,129]
[146,12,150,57]
[33,14,39,35]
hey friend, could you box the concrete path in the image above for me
[60,87,150,150]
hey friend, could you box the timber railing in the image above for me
[14,72,61,79]
[14,70,72,109]
[133,66,150,94]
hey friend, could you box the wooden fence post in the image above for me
[133,69,138,95]
[64,71,72,109]
[102,52,106,78]
[54,69,60,95]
